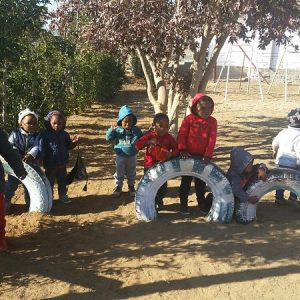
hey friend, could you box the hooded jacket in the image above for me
[272,126,300,168]
[227,147,266,203]
[39,111,73,168]
[177,93,217,158]
[0,129,27,192]
[106,105,142,157]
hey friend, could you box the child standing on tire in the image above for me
[4,109,40,213]
[227,147,267,223]
[272,108,300,207]
[39,111,79,204]
[135,113,179,210]
[106,105,142,197]
[177,93,217,214]
[0,129,27,251]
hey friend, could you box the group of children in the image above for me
[0,109,78,251]
[107,93,300,216]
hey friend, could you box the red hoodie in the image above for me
[135,130,179,168]
[177,93,217,158]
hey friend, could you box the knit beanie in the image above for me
[18,108,38,124]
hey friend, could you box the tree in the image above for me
[56,0,300,130]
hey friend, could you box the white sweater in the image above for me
[272,126,300,168]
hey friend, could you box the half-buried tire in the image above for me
[135,157,234,223]
[237,167,300,223]
[1,157,53,213]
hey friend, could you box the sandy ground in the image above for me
[1,81,300,299]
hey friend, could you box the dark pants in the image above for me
[0,193,5,239]
[5,175,30,205]
[179,176,206,207]
[145,167,167,205]
[45,166,67,197]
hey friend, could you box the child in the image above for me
[135,113,179,210]
[227,146,267,223]
[272,108,300,207]
[177,93,217,214]
[106,105,142,197]
[4,109,39,213]
[39,110,78,204]
[0,129,27,251]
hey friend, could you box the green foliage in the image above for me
[92,52,125,102]
[130,52,144,78]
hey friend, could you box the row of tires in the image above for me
[135,157,300,224]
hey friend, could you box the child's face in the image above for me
[194,100,213,119]
[50,115,63,132]
[154,119,169,136]
[121,115,133,129]
[244,161,254,174]
[20,114,38,133]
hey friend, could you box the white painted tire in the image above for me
[135,157,234,223]
[237,167,300,223]
[1,157,53,213]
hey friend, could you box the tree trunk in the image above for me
[1,61,8,126]
[198,34,229,92]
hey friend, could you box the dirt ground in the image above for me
[1,81,300,299]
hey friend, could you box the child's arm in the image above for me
[24,135,40,163]
[106,126,117,142]
[204,118,217,162]
[272,132,280,157]
[177,117,191,159]
[135,132,155,151]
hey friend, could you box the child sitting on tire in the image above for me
[135,113,178,210]
[4,109,40,213]
[227,147,267,223]
[177,93,217,214]
[272,108,300,208]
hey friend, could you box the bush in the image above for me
[92,52,125,102]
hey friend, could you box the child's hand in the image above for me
[111,125,116,130]
[180,151,190,159]
[23,154,34,163]
[248,196,259,204]
[166,151,172,160]
[203,156,211,164]
[272,150,277,158]
[146,139,156,146]
[72,136,79,143]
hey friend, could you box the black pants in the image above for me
[45,166,67,197]
[179,176,206,207]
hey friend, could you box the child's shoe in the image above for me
[60,195,72,204]
[0,238,8,252]
[113,186,122,196]
[128,185,136,197]
[180,203,190,215]
[275,197,287,205]
[287,196,300,209]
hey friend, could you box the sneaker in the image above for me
[128,185,136,197]
[59,195,72,204]
[0,238,8,252]
[287,196,300,209]
[156,202,164,211]
[199,205,210,215]
[113,186,122,196]
[275,197,287,205]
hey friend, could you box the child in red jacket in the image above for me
[177,93,217,214]
[135,113,179,210]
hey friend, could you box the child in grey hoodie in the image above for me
[227,147,267,223]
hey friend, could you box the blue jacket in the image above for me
[39,129,73,168]
[8,128,40,159]
[106,126,142,157]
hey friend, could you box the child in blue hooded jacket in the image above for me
[106,105,142,197]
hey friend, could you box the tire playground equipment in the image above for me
[236,167,300,224]
[135,157,235,223]
[1,157,53,213]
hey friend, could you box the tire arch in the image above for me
[135,157,234,223]
[237,168,300,223]
[1,157,53,213]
